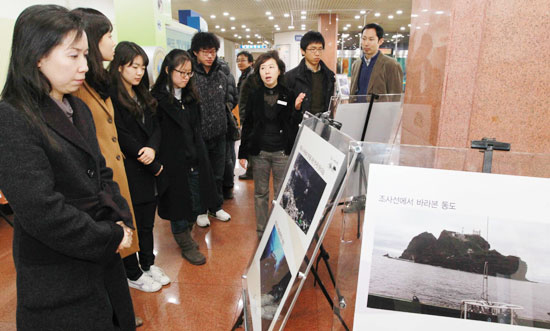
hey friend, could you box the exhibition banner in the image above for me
[246,126,346,331]
[354,164,550,330]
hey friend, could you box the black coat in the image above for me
[110,90,162,205]
[285,58,336,114]
[0,96,135,330]
[153,88,221,220]
[238,84,303,159]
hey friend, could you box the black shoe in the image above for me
[223,188,234,199]
[238,173,253,180]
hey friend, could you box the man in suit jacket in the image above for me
[350,23,403,96]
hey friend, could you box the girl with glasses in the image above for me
[151,49,220,265]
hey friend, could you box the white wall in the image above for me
[274,31,303,71]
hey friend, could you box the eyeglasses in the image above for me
[306,48,324,54]
[199,49,217,57]
[236,59,249,63]
[173,69,194,78]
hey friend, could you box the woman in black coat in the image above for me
[0,5,135,330]
[238,51,305,238]
[152,49,220,265]
[108,41,170,292]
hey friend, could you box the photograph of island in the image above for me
[280,153,326,235]
[366,210,550,329]
[260,226,292,331]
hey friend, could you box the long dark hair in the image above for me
[253,50,286,86]
[108,41,157,118]
[71,8,112,99]
[1,5,84,145]
[151,49,199,104]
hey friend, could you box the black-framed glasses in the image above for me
[174,69,194,78]
[306,48,324,54]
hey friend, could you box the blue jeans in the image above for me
[204,134,226,205]
[170,168,202,234]
[250,150,289,235]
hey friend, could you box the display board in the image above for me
[244,124,348,331]
[355,164,550,330]
[333,94,402,143]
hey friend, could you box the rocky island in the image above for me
[398,230,528,281]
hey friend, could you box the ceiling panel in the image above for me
[171,0,412,49]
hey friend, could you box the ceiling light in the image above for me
[422,9,428,12]
[230,16,235,21]
[358,25,362,29]
[396,10,403,14]
[388,15,394,19]
[276,27,280,31]
[435,10,444,14]
[301,15,306,19]
[346,23,351,27]
[385,33,389,36]
[288,25,294,29]
[342,33,349,38]
[257,35,261,38]
[360,10,366,14]
[284,13,289,18]
[265,11,271,15]
[223,12,229,16]
[268,16,274,20]
[210,15,216,19]
[221,28,226,32]
[411,14,418,17]
[246,28,250,31]
[238,36,242,39]
[416,26,421,29]
[241,25,246,28]
[215,25,220,29]
[301,24,306,27]
[246,35,250,38]
[354,15,360,19]
[301,10,306,15]
[400,27,405,30]
[234,34,238,37]
[274,24,279,27]
[408,24,411,27]
[374,12,380,17]
[343,27,348,30]
[231,26,235,30]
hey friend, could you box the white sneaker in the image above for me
[210,209,231,222]
[196,213,210,227]
[144,265,170,286]
[128,273,162,292]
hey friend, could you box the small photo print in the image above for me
[280,153,327,235]
[260,226,292,331]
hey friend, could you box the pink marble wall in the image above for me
[402,0,550,154]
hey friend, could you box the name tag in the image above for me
[277,100,287,106]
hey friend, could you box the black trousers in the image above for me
[123,200,157,280]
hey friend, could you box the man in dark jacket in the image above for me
[236,51,255,180]
[190,32,236,225]
[285,31,336,115]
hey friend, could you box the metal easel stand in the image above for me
[471,138,511,173]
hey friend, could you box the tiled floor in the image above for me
[0,168,354,331]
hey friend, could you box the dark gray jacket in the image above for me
[0,96,135,330]
[191,54,237,141]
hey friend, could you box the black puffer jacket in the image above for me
[285,58,336,114]
[190,54,237,141]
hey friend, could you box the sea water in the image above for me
[368,255,550,322]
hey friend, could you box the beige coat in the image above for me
[350,52,403,96]
[74,82,139,258]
